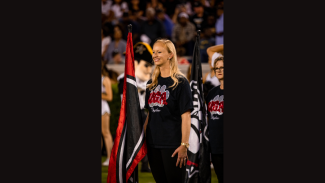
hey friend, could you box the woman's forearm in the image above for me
[181,110,191,144]
[207,44,224,56]
[104,77,113,101]
[102,93,111,101]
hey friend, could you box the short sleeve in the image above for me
[177,77,193,115]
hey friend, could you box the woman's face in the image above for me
[214,60,224,80]
[152,42,171,67]
[114,27,122,39]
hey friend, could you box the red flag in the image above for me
[107,27,147,183]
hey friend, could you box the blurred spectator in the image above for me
[206,13,217,34]
[199,28,215,63]
[177,1,194,16]
[128,0,146,17]
[146,0,164,13]
[111,49,123,64]
[215,3,223,45]
[101,59,113,166]
[102,29,112,58]
[108,0,129,25]
[156,8,174,39]
[104,65,119,84]
[139,7,166,47]
[102,0,113,16]
[171,3,188,24]
[177,51,190,65]
[119,12,140,43]
[171,12,195,56]
[189,1,208,31]
[161,0,178,18]
[129,9,145,27]
[104,24,127,64]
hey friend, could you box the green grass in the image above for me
[102,156,219,183]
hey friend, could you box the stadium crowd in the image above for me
[102,0,223,65]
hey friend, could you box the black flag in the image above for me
[185,30,211,183]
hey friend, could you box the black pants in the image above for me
[147,146,186,183]
[211,154,223,183]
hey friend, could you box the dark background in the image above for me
[1,0,325,183]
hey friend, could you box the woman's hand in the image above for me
[171,145,188,168]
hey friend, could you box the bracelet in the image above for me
[181,142,189,149]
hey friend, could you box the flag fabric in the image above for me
[107,28,147,183]
[185,31,211,183]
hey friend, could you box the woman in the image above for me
[103,24,127,64]
[101,60,113,166]
[203,44,223,85]
[206,56,224,183]
[144,39,193,183]
[203,44,223,98]
[102,28,112,58]
[109,0,129,22]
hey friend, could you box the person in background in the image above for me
[102,29,112,59]
[171,12,196,56]
[199,27,215,63]
[103,24,127,64]
[102,0,113,17]
[104,65,119,85]
[119,12,140,43]
[109,0,129,24]
[206,56,224,183]
[128,0,146,18]
[144,39,193,183]
[189,1,208,31]
[111,49,123,64]
[139,7,167,47]
[161,0,179,18]
[171,3,188,24]
[156,8,174,40]
[203,44,223,97]
[215,3,223,45]
[146,0,164,13]
[129,9,145,28]
[101,60,113,166]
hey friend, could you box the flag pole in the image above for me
[128,24,132,33]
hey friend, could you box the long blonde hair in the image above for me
[147,39,186,90]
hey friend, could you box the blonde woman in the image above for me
[101,60,113,166]
[144,39,193,183]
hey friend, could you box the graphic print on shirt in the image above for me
[148,85,169,112]
[208,95,224,120]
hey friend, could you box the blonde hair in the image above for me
[147,39,186,90]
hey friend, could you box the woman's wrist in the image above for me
[180,142,189,149]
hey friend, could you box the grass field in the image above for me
[102,156,219,183]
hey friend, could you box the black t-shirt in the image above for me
[206,85,224,154]
[144,75,193,148]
